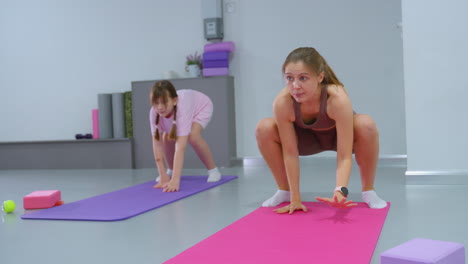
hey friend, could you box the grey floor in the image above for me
[1,159,467,264]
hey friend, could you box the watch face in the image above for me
[341,187,349,196]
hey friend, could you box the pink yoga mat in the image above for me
[165,202,390,264]
[92,108,99,139]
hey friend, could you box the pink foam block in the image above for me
[23,190,61,209]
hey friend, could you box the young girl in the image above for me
[149,80,221,192]
[256,47,387,214]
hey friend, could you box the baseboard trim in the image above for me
[405,170,468,185]
[241,155,407,167]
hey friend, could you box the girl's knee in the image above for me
[188,132,203,146]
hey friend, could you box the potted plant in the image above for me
[185,51,202,77]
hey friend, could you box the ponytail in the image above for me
[168,105,177,140]
[154,106,177,141]
[154,114,161,141]
[322,63,343,86]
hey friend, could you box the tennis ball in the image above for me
[2,200,16,213]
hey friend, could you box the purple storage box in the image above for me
[381,238,465,264]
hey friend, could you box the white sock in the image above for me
[156,168,173,182]
[207,167,221,182]
[362,190,387,209]
[262,190,290,207]
[166,169,173,176]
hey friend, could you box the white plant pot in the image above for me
[186,64,201,77]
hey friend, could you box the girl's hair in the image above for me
[282,47,343,86]
[150,80,178,141]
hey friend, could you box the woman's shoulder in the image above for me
[273,88,293,107]
[326,84,347,98]
[326,84,352,116]
[273,88,294,120]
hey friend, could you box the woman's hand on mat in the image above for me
[315,194,357,209]
[274,201,308,214]
[162,180,180,192]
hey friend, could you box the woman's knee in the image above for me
[354,114,379,138]
[255,118,277,141]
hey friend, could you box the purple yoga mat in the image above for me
[21,175,237,221]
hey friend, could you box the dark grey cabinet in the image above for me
[0,139,133,169]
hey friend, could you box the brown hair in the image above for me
[282,47,343,86]
[150,80,178,141]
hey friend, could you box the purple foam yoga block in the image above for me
[381,238,465,264]
[203,60,229,68]
[203,51,229,61]
[204,41,235,52]
[202,67,229,77]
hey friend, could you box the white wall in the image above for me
[402,0,468,173]
[0,0,205,140]
[0,0,405,159]
[224,0,405,157]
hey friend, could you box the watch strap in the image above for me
[334,186,348,197]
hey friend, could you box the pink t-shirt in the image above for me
[149,89,213,137]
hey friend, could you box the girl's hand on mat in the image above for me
[274,201,308,214]
[153,177,170,189]
[315,195,357,209]
[153,181,167,189]
[163,180,180,192]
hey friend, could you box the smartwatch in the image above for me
[334,186,349,197]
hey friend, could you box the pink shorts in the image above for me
[193,99,213,129]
